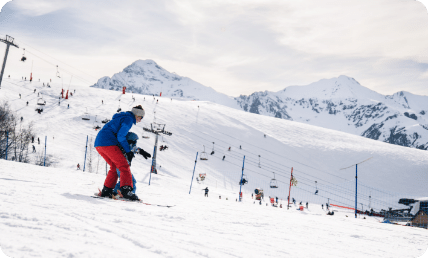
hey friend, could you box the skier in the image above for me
[228,147,231,151]
[102,100,103,104]
[322,204,324,209]
[95,105,148,201]
[38,137,40,144]
[240,145,241,149]
[32,145,36,153]
[203,187,209,197]
[26,101,28,106]
[113,132,151,196]
[222,155,225,161]
[264,134,266,138]
[19,93,21,99]
[32,136,34,143]
[68,104,69,109]
[77,163,80,170]
[276,197,279,203]
[306,202,308,208]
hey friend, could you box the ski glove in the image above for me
[126,152,134,162]
[138,148,151,159]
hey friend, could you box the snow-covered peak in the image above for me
[278,75,384,101]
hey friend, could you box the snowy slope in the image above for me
[0,78,427,257]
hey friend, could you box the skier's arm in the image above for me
[117,118,133,153]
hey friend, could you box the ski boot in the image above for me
[100,185,113,198]
[120,186,140,201]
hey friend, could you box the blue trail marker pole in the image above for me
[355,164,358,218]
[189,152,198,194]
[43,136,47,166]
[83,135,88,172]
[239,155,246,202]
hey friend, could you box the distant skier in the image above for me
[38,137,40,144]
[32,136,34,143]
[26,101,28,106]
[306,202,308,208]
[322,204,324,209]
[203,187,209,197]
[276,197,279,203]
[240,145,241,149]
[228,147,231,151]
[113,132,150,196]
[264,134,266,138]
[77,163,80,170]
[222,155,225,161]
[19,93,21,98]
[68,104,69,109]
[102,100,103,104]
[95,105,149,201]
[32,145,36,153]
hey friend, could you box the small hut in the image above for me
[411,210,428,229]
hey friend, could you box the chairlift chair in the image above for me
[56,65,61,78]
[200,145,208,160]
[21,48,26,62]
[37,97,45,106]
[270,172,278,188]
[82,108,90,120]
[101,118,110,124]
[239,174,248,185]
[210,142,215,155]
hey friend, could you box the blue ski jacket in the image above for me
[94,111,136,153]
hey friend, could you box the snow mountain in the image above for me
[90,59,239,109]
[92,60,428,151]
[237,75,428,150]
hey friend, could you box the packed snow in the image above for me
[0,77,427,258]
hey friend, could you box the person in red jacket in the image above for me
[95,105,145,201]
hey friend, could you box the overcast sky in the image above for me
[1,0,428,97]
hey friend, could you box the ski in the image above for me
[92,194,175,208]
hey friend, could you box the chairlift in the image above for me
[82,107,90,120]
[56,65,61,78]
[117,99,121,112]
[141,132,150,139]
[200,145,208,160]
[101,118,110,124]
[21,48,27,62]
[210,142,215,155]
[37,96,46,106]
[270,172,278,188]
[239,174,248,185]
[314,181,318,195]
[93,125,101,130]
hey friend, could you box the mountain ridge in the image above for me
[91,59,428,150]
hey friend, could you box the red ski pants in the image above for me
[96,146,133,189]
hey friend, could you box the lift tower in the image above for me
[0,35,19,89]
